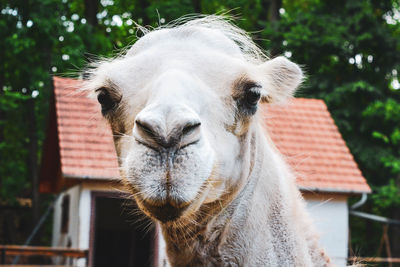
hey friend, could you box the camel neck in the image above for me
[160,128,263,266]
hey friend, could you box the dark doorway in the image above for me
[91,193,157,267]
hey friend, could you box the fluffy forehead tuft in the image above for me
[128,15,268,63]
[82,15,267,92]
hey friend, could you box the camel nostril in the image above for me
[182,122,201,136]
[134,116,201,149]
[135,119,157,138]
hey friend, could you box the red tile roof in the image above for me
[262,100,371,194]
[43,76,370,194]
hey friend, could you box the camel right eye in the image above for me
[96,88,118,115]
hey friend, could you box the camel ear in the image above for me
[258,56,303,103]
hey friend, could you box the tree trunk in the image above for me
[27,97,39,224]
[192,0,201,13]
[136,0,150,26]
[268,0,281,22]
[390,175,400,257]
[84,0,99,26]
[0,47,5,194]
[268,0,282,57]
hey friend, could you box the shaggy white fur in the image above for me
[85,15,331,266]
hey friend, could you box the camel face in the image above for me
[85,18,333,266]
[88,19,302,223]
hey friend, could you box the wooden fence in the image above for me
[0,245,88,266]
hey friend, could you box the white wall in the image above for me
[76,182,126,266]
[52,185,81,248]
[51,185,81,265]
[304,194,349,267]
[52,182,119,266]
[51,193,63,248]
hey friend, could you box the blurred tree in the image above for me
[1,0,399,258]
[263,0,400,257]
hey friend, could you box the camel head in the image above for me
[86,17,303,223]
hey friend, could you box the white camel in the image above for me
[86,16,331,266]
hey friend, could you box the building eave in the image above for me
[299,186,371,195]
[62,173,120,181]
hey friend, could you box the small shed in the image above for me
[40,77,371,267]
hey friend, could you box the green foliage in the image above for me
[0,91,30,205]
[1,0,63,204]
[264,0,400,256]
[372,179,400,210]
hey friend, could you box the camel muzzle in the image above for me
[141,200,190,222]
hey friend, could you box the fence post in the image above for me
[85,249,89,267]
[1,247,5,264]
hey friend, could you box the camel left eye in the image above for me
[245,89,261,107]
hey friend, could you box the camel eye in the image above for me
[96,87,119,115]
[239,85,261,116]
[233,80,262,116]
[245,88,261,107]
